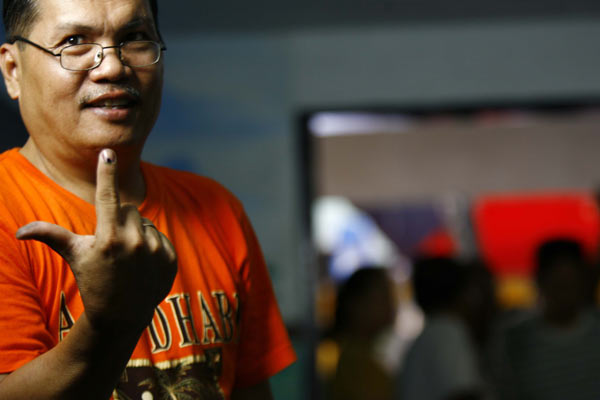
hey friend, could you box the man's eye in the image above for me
[65,35,84,46]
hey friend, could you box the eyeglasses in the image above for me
[9,36,166,71]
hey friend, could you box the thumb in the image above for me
[16,221,77,261]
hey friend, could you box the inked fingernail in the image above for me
[101,149,116,164]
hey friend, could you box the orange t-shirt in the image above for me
[0,149,296,399]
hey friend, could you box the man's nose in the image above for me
[90,46,128,81]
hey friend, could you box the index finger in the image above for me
[95,149,120,236]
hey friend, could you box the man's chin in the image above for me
[84,128,147,150]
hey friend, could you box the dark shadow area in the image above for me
[0,102,27,150]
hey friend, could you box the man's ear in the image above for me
[0,43,21,100]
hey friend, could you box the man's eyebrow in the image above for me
[121,17,156,31]
[54,22,96,33]
[54,17,155,34]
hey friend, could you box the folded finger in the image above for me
[142,221,162,253]
[158,231,177,263]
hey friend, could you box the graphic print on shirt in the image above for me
[58,291,75,341]
[59,290,239,400]
[113,348,224,400]
[144,291,240,352]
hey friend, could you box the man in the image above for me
[492,239,600,400]
[330,267,397,400]
[399,257,484,400]
[0,0,296,398]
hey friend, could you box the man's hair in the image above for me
[535,238,585,285]
[3,0,160,40]
[412,256,466,315]
[2,0,38,39]
[333,266,391,334]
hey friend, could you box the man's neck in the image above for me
[19,138,146,206]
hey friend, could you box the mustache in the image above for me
[79,85,141,105]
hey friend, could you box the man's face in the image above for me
[5,0,163,160]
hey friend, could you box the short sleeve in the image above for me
[0,224,55,373]
[232,208,296,388]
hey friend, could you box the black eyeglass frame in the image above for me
[8,35,167,71]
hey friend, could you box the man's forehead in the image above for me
[33,0,153,33]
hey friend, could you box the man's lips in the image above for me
[79,89,143,122]
[80,87,141,109]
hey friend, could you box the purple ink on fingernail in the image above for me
[101,149,115,164]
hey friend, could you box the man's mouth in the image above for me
[81,88,141,110]
[80,89,142,122]
[86,98,136,109]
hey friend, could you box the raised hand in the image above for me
[16,149,177,333]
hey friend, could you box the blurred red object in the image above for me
[417,229,457,258]
[473,192,600,277]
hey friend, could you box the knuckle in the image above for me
[97,238,124,258]
[97,187,118,205]
[147,239,161,255]
[119,204,140,224]
[129,235,146,252]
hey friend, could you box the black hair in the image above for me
[334,267,391,334]
[3,0,160,40]
[2,0,39,39]
[535,238,586,285]
[412,256,466,315]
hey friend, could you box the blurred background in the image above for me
[3,1,600,399]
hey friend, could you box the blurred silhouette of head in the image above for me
[412,256,465,316]
[535,238,587,326]
[334,267,396,340]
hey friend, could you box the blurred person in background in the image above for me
[398,257,488,400]
[461,260,498,359]
[329,267,397,400]
[491,238,600,400]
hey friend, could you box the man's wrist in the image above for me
[74,312,146,357]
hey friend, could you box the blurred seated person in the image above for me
[492,238,600,400]
[398,257,485,400]
[329,267,397,400]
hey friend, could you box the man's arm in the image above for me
[0,149,177,399]
[0,312,145,399]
